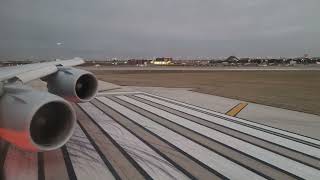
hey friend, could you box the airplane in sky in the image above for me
[0,57,98,152]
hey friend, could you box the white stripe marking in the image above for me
[141,93,320,146]
[120,95,320,180]
[136,94,320,159]
[79,102,190,180]
[66,124,115,180]
[98,91,142,96]
[97,96,265,180]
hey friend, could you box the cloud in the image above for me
[0,0,319,59]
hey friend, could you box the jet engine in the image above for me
[45,67,98,102]
[0,85,76,152]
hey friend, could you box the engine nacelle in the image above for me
[0,85,76,152]
[45,68,98,103]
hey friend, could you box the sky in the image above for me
[0,0,319,59]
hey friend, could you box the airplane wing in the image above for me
[0,57,84,83]
[0,57,98,152]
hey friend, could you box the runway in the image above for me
[1,92,320,180]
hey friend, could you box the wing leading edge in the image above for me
[0,57,85,83]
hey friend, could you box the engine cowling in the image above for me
[0,85,76,152]
[45,68,98,103]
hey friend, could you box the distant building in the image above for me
[151,57,173,65]
[267,58,284,65]
[127,59,152,65]
[250,58,265,64]
[238,58,250,64]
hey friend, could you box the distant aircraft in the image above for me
[0,58,98,152]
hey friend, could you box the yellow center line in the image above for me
[225,103,248,117]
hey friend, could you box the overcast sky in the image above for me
[0,0,319,59]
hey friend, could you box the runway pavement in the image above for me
[1,91,320,180]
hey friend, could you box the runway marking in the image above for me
[114,96,297,179]
[98,91,142,96]
[136,94,320,159]
[140,93,320,151]
[98,87,122,93]
[2,91,320,180]
[61,146,77,180]
[129,95,320,170]
[79,102,190,180]
[66,124,115,180]
[226,103,248,117]
[43,149,70,180]
[91,98,219,180]
[141,92,320,146]
[119,95,320,180]
[97,96,266,180]
[74,104,144,180]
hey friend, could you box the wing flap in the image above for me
[15,65,58,83]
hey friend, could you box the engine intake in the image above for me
[46,68,98,102]
[0,86,76,151]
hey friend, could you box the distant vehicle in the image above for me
[0,58,98,152]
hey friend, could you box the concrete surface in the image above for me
[97,80,121,92]
[120,86,241,113]
[238,104,320,139]
[28,79,320,140]
[117,85,320,138]
[3,80,318,180]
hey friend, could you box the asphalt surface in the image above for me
[1,92,320,180]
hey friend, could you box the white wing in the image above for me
[0,57,84,83]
